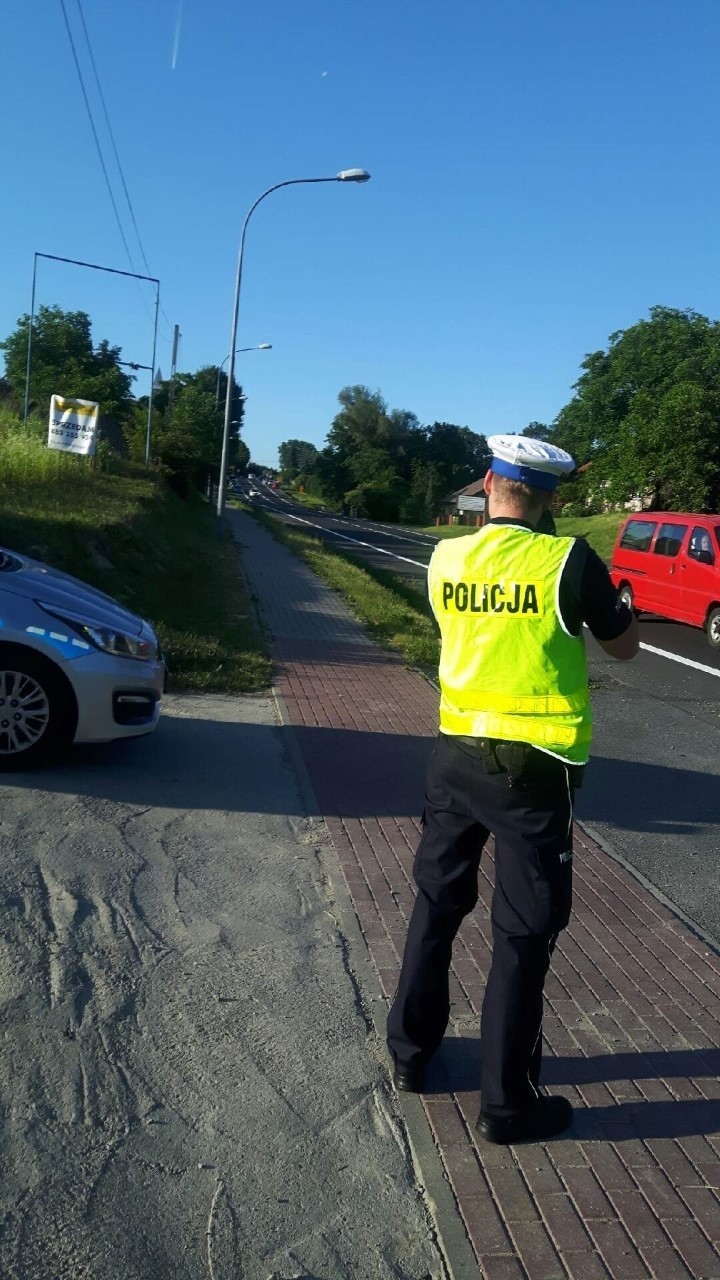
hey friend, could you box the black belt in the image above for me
[448,735,584,787]
[453,735,532,775]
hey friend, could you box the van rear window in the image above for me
[619,519,656,552]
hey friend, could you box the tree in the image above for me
[552,306,720,511]
[165,384,217,469]
[179,365,245,466]
[278,439,319,478]
[386,407,425,479]
[314,446,351,504]
[521,421,549,440]
[424,422,490,492]
[1,305,134,422]
[131,385,213,495]
[322,386,408,516]
[327,385,390,458]
[401,460,446,524]
[234,439,251,473]
[126,365,247,493]
[325,386,394,484]
[304,388,491,519]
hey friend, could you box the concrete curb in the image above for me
[271,682,480,1280]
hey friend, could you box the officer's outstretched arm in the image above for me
[597,615,639,661]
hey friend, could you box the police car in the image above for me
[0,545,165,768]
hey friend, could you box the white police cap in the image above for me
[488,434,575,491]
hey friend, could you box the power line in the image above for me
[57,0,139,276]
[75,0,153,279]
[74,0,174,336]
[57,0,173,342]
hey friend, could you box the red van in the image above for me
[610,513,720,648]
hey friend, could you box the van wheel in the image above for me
[706,607,720,650]
[0,649,76,770]
[619,584,639,616]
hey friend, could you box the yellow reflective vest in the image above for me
[428,523,592,764]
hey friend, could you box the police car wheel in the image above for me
[706,607,720,650]
[0,649,76,770]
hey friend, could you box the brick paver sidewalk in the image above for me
[233,510,720,1280]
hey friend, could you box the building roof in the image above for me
[449,478,486,501]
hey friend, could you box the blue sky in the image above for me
[2,0,719,466]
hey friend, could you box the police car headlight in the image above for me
[77,623,156,661]
[39,606,157,662]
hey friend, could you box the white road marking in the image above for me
[638,640,720,679]
[365,518,440,543]
[337,516,438,546]
[259,486,438,546]
[278,510,429,569]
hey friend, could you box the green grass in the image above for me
[248,505,440,673]
[419,523,484,539]
[0,417,270,692]
[420,512,625,561]
[554,512,624,561]
[281,488,336,510]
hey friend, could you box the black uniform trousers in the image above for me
[387,731,574,1117]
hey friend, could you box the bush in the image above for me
[343,481,405,520]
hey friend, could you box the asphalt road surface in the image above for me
[243,482,720,943]
[0,694,446,1280]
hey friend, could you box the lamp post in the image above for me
[216,168,371,521]
[208,396,247,500]
[215,344,272,411]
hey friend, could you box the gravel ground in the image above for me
[0,693,446,1280]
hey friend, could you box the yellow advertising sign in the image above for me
[48,395,100,457]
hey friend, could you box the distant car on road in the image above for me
[248,488,260,498]
[0,546,165,768]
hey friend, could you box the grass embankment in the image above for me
[0,423,270,692]
[555,513,624,561]
[247,505,439,673]
[279,488,335,511]
[423,512,624,561]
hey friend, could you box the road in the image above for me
[243,482,720,943]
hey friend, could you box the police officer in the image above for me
[387,435,639,1144]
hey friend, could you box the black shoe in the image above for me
[392,1060,425,1093]
[477,1095,572,1144]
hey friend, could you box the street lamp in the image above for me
[215,344,272,410]
[216,168,371,521]
[207,394,247,499]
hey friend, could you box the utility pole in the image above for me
[168,323,180,420]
